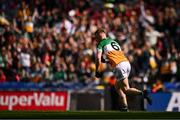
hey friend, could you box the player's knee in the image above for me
[122,87,129,95]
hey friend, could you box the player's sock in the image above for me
[143,90,152,105]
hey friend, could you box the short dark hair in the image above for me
[95,28,106,37]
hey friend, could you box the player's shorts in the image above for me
[113,61,131,82]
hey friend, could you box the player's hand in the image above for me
[101,56,109,63]
[101,57,106,63]
[95,71,102,78]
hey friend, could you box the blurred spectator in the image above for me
[53,64,67,81]
[0,69,6,83]
[152,80,164,93]
[0,47,7,68]
[145,25,164,47]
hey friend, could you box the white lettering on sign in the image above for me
[0,93,65,110]
[166,93,180,111]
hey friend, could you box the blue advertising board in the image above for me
[147,92,180,112]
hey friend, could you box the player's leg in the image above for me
[115,83,128,111]
[118,77,143,95]
[116,77,152,105]
[113,62,131,111]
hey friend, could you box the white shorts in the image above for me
[113,61,131,81]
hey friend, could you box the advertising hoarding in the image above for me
[0,91,70,111]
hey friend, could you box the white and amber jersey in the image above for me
[97,38,128,67]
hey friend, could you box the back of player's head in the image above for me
[95,28,106,37]
[95,28,106,40]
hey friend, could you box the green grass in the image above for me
[0,111,180,119]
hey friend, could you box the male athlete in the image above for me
[95,28,152,111]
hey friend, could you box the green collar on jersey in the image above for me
[97,37,112,46]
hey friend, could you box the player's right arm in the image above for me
[95,50,102,78]
[95,42,103,78]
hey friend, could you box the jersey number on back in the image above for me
[111,42,120,51]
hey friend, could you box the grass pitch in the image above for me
[0,111,180,119]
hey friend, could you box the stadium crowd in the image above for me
[0,0,179,92]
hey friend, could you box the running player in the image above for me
[95,28,152,111]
